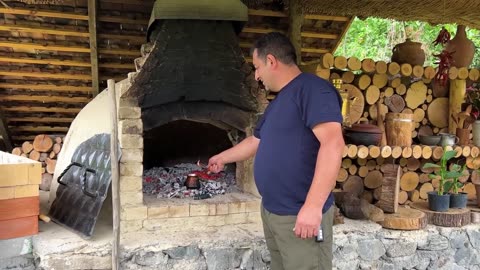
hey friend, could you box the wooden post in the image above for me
[0,111,13,151]
[449,79,466,133]
[108,79,120,270]
[88,0,99,96]
[288,0,302,65]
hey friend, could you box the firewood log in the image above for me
[419,183,434,199]
[419,173,431,184]
[347,57,361,71]
[424,66,436,80]
[366,85,380,105]
[385,94,405,113]
[21,141,33,154]
[406,158,420,171]
[388,62,400,75]
[12,147,22,156]
[348,164,358,175]
[316,68,330,80]
[319,53,334,68]
[355,74,371,90]
[448,66,459,80]
[405,82,428,109]
[400,171,419,192]
[46,158,56,174]
[358,166,369,178]
[398,190,408,204]
[334,56,348,70]
[342,175,364,197]
[54,136,63,144]
[389,77,401,88]
[469,68,480,81]
[28,150,40,161]
[412,145,423,159]
[402,147,413,158]
[421,146,433,159]
[364,170,383,189]
[400,63,412,76]
[428,97,449,128]
[33,134,53,152]
[463,183,477,200]
[373,73,388,88]
[361,58,376,73]
[375,61,387,74]
[412,65,424,78]
[357,146,369,159]
[53,143,62,154]
[361,190,374,203]
[341,71,355,84]
[395,84,407,95]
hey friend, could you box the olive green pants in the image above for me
[261,204,334,270]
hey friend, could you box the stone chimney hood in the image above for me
[125,0,264,132]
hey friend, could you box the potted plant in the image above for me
[444,163,468,208]
[422,149,463,211]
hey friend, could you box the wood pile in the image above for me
[337,145,479,207]
[11,134,63,191]
[297,54,480,218]
[304,53,480,139]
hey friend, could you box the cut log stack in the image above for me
[10,134,63,191]
[305,56,480,228]
[306,56,480,139]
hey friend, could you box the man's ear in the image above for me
[266,54,277,67]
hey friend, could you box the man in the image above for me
[208,32,344,270]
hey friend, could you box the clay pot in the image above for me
[343,122,382,146]
[445,25,475,68]
[391,38,425,66]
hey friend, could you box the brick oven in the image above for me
[115,0,268,233]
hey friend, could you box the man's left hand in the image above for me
[294,204,322,239]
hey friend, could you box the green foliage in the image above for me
[443,164,466,194]
[422,149,463,195]
[336,18,480,68]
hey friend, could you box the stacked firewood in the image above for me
[11,134,63,191]
[304,53,480,139]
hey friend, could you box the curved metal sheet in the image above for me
[48,133,115,238]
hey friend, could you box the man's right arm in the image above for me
[208,135,260,173]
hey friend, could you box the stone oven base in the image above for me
[7,221,480,269]
[141,192,262,232]
[3,192,480,270]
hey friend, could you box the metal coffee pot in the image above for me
[439,133,459,147]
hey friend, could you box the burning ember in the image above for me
[143,162,236,199]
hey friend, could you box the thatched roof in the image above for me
[12,0,480,29]
[300,0,480,29]
[242,0,480,29]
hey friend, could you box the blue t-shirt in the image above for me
[253,72,343,215]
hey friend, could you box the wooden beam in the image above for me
[0,95,90,103]
[242,27,285,34]
[301,47,330,54]
[304,14,350,22]
[288,0,303,65]
[332,17,354,53]
[99,48,140,56]
[301,31,338,39]
[0,7,89,20]
[98,34,145,44]
[0,106,81,113]
[99,63,135,69]
[0,41,140,56]
[7,117,75,123]
[0,110,13,151]
[0,24,90,37]
[0,71,91,80]
[239,42,253,49]
[11,135,37,141]
[0,83,91,93]
[98,16,148,25]
[88,0,99,97]
[0,41,90,53]
[9,126,69,132]
[248,9,287,17]
[0,56,91,67]
[0,57,134,69]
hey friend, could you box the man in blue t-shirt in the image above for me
[208,32,344,270]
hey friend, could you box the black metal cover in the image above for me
[49,134,113,238]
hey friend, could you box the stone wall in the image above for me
[4,220,476,270]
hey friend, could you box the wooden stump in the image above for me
[376,164,400,213]
[410,201,471,227]
[467,203,480,224]
[379,207,427,230]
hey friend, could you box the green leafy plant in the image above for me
[422,149,463,195]
[443,164,466,194]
